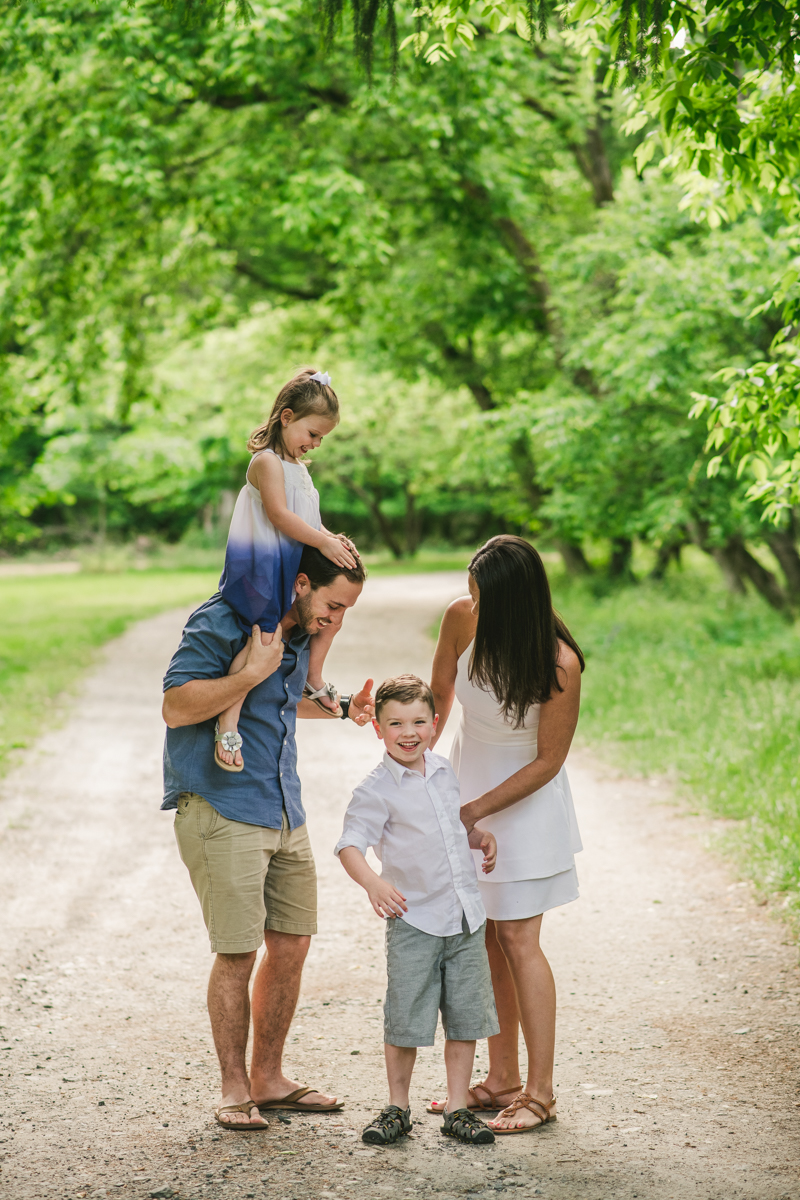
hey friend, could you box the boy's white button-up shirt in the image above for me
[334,749,486,938]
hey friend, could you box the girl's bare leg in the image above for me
[487,914,557,1131]
[216,639,251,767]
[306,622,340,711]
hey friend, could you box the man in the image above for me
[161,544,373,1130]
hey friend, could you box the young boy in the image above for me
[335,674,499,1146]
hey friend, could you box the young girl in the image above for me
[215,367,358,771]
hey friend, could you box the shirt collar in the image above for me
[382,748,444,786]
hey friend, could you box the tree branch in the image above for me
[233,261,330,301]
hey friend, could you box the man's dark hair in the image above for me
[297,542,366,589]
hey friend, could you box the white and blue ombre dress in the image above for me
[219,449,321,634]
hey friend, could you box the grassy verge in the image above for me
[0,570,219,773]
[550,555,800,921]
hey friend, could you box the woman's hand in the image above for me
[459,800,480,836]
[320,533,357,570]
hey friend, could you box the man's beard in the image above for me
[295,590,326,634]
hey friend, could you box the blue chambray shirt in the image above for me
[160,593,310,830]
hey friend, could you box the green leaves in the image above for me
[695,332,800,521]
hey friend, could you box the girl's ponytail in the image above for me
[248,367,339,455]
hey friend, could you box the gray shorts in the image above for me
[383,917,499,1048]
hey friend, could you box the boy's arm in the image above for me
[338,847,408,919]
[467,826,497,874]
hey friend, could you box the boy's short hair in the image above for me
[375,674,435,721]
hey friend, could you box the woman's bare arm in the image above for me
[430,597,476,748]
[459,641,582,832]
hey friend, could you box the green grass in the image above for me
[550,557,800,919]
[0,570,219,770]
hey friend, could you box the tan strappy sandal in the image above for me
[490,1092,557,1134]
[426,1083,522,1115]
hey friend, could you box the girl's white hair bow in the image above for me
[310,371,331,386]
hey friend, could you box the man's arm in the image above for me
[297,678,375,725]
[162,627,283,728]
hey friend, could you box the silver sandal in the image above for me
[215,720,244,773]
[303,681,341,715]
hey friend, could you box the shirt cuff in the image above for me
[333,835,370,858]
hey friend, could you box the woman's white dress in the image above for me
[449,640,582,921]
[219,449,321,634]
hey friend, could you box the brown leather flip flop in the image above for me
[257,1086,344,1113]
[214,1102,269,1131]
[426,1083,522,1115]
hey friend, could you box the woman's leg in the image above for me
[427,920,521,1113]
[480,919,524,1097]
[215,638,252,766]
[488,914,556,1130]
[305,623,340,711]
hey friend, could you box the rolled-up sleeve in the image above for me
[163,603,244,692]
[334,784,389,859]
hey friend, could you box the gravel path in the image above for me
[1,572,799,1200]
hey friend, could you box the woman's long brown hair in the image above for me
[469,535,585,728]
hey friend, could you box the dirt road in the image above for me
[1,573,799,1200]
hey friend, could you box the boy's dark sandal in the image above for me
[362,1105,412,1145]
[441,1108,496,1144]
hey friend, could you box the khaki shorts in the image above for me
[174,793,317,953]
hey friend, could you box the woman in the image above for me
[428,535,584,1133]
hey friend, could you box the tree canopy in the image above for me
[2,0,800,612]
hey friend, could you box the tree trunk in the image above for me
[345,480,404,559]
[650,538,684,581]
[609,537,633,579]
[766,526,800,603]
[726,536,790,615]
[404,488,422,556]
[555,539,593,575]
[688,520,747,594]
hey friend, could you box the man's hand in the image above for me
[348,678,375,726]
[241,626,284,685]
[365,878,408,920]
[468,827,497,874]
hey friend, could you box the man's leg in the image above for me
[173,793,281,1125]
[248,932,338,1106]
[208,951,268,1127]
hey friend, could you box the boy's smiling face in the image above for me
[374,698,438,774]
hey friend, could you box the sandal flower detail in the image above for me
[214,720,244,773]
